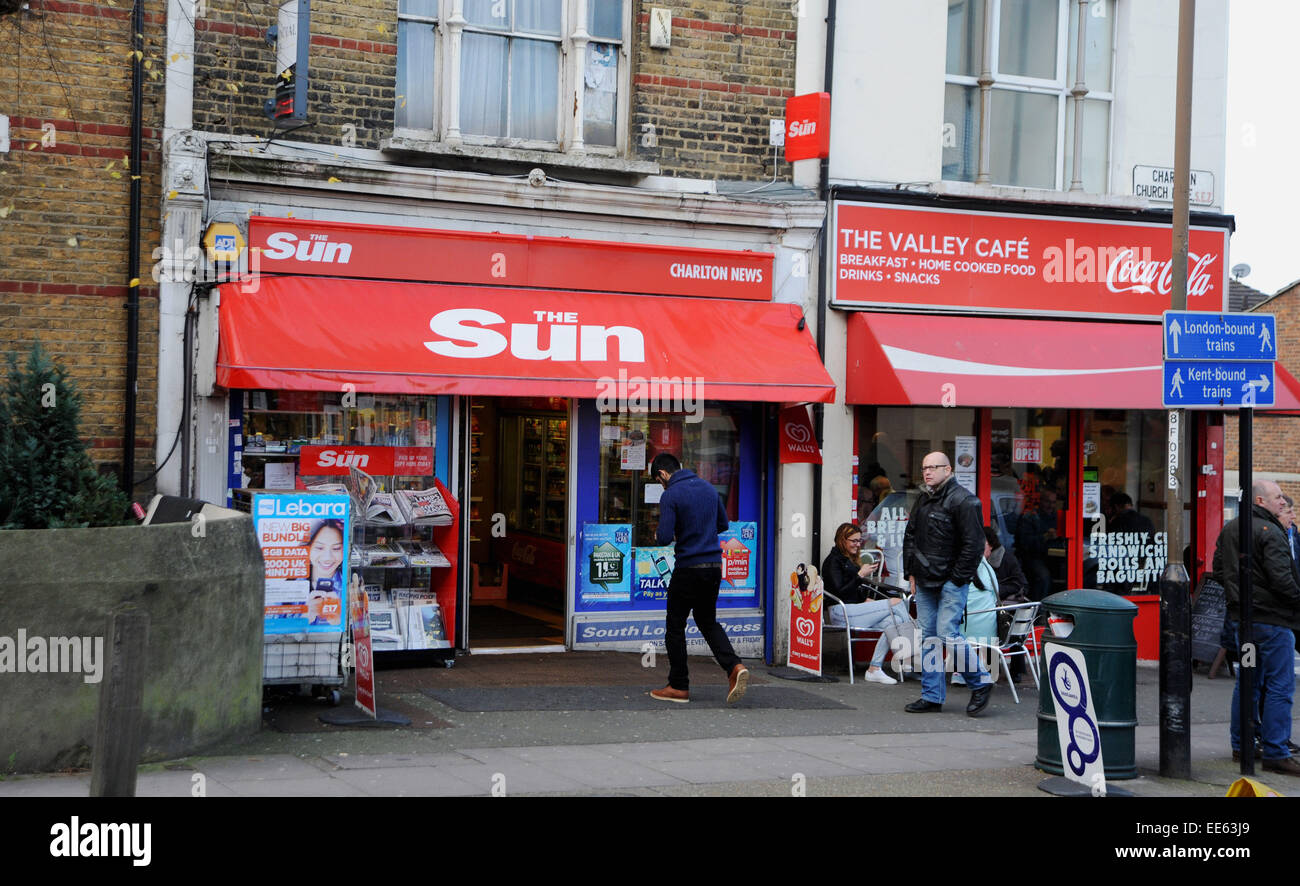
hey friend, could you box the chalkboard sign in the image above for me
[1191,577,1227,663]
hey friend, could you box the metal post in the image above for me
[1239,410,1255,775]
[1159,0,1195,779]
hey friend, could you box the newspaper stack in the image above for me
[365,492,406,526]
[399,487,453,526]
[398,540,452,568]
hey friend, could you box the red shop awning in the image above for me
[846,312,1300,410]
[216,276,835,403]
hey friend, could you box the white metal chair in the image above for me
[963,601,1041,704]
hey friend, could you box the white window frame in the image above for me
[394,0,632,156]
[944,0,1116,193]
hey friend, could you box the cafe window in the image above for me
[858,406,977,588]
[1081,409,1171,594]
[991,408,1070,600]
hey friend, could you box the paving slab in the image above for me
[191,754,334,783]
[420,685,851,712]
[329,765,486,797]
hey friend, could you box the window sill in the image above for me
[381,134,660,177]
[930,180,1148,211]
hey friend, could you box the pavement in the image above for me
[0,650,1291,798]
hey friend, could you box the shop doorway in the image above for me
[467,397,569,650]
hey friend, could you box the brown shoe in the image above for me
[1262,756,1300,776]
[650,686,689,703]
[727,663,750,704]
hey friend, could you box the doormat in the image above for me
[469,605,562,641]
[420,685,853,712]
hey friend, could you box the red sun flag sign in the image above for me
[784,92,830,162]
[787,564,823,676]
[779,405,821,464]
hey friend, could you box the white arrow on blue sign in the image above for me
[1163,361,1275,408]
[1163,311,1276,361]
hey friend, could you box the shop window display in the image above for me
[234,390,456,653]
[598,407,741,547]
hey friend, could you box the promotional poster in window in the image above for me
[254,493,350,634]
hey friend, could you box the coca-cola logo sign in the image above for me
[1105,249,1216,297]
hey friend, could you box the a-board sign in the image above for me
[1190,577,1227,665]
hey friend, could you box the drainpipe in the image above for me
[810,0,836,564]
[122,0,144,493]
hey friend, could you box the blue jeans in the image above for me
[915,581,991,703]
[1228,621,1296,760]
[826,598,906,667]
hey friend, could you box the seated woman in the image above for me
[983,525,1030,604]
[821,523,909,685]
[950,543,1000,686]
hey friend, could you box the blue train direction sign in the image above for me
[1163,361,1275,408]
[1163,311,1276,361]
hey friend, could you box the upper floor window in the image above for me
[396,0,629,152]
[944,0,1116,192]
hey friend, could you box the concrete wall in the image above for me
[0,516,264,774]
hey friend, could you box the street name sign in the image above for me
[1163,311,1276,361]
[1163,311,1277,409]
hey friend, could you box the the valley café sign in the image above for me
[831,201,1230,319]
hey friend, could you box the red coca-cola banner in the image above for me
[247,217,774,301]
[778,405,821,464]
[787,565,823,676]
[298,445,433,476]
[832,201,1229,319]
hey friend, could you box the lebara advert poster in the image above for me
[719,522,759,599]
[254,493,350,635]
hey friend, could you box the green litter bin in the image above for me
[1035,589,1139,780]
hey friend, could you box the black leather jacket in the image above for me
[903,477,985,591]
[1212,503,1300,630]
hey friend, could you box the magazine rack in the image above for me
[350,475,459,666]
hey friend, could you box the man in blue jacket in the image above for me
[648,453,749,705]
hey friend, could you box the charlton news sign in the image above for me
[831,201,1229,320]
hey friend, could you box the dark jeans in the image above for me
[665,564,742,690]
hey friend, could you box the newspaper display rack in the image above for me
[346,467,460,666]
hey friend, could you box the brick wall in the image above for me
[0,1,164,484]
[193,0,396,150]
[1223,285,1300,503]
[632,0,798,180]
[189,0,793,180]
